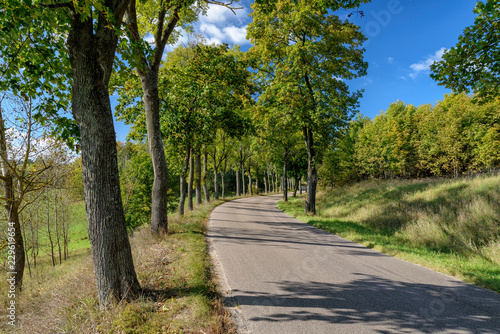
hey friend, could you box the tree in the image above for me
[0,93,67,291]
[248,0,368,214]
[1,0,141,304]
[431,0,500,103]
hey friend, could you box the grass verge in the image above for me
[1,199,236,333]
[277,175,500,293]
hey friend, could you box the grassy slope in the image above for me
[1,199,236,334]
[278,175,500,293]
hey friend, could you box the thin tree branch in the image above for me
[204,0,243,15]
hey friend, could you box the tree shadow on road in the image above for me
[227,274,500,333]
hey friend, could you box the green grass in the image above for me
[278,174,500,293]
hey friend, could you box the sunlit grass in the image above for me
[278,174,500,293]
[1,199,236,333]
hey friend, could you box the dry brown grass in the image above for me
[1,200,236,333]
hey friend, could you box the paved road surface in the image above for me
[207,194,500,334]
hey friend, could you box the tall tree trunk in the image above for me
[187,148,194,211]
[275,173,279,193]
[263,170,267,194]
[67,10,140,304]
[178,144,191,216]
[195,153,202,205]
[203,149,210,203]
[267,168,271,193]
[283,148,289,202]
[46,188,55,267]
[300,176,303,195]
[126,0,179,235]
[247,159,252,195]
[248,171,252,195]
[0,111,25,291]
[255,172,259,194]
[293,176,299,197]
[236,169,240,196]
[139,72,169,234]
[221,172,225,198]
[304,126,317,214]
[7,201,24,292]
[213,148,219,200]
[242,164,246,196]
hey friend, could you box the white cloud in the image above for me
[223,25,248,44]
[200,3,249,25]
[387,57,394,64]
[200,23,226,41]
[199,23,249,45]
[409,47,446,79]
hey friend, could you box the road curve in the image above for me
[207,194,500,334]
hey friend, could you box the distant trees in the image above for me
[247,0,368,213]
[320,94,500,186]
[431,0,500,103]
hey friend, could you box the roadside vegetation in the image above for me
[0,199,236,333]
[278,174,500,293]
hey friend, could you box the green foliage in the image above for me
[65,158,85,201]
[0,0,78,148]
[431,0,500,103]
[117,142,161,229]
[323,93,500,185]
[248,0,368,156]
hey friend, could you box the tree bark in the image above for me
[0,109,25,291]
[139,72,169,233]
[178,144,191,216]
[283,148,289,202]
[263,170,267,194]
[187,148,194,211]
[304,126,317,214]
[236,168,240,196]
[195,153,202,205]
[293,176,299,197]
[67,6,140,304]
[126,0,180,234]
[213,148,219,200]
[203,149,210,202]
[242,165,246,196]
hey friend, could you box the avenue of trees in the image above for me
[1,0,498,307]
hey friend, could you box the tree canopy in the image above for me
[431,0,500,103]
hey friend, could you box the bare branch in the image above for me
[204,0,243,15]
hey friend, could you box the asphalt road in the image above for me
[207,194,500,334]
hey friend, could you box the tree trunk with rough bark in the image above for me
[187,149,194,211]
[304,126,317,214]
[236,169,240,196]
[67,7,140,304]
[195,153,202,205]
[126,0,180,235]
[139,71,169,234]
[203,149,210,203]
[264,171,267,194]
[213,151,219,200]
[0,109,25,292]
[283,148,289,202]
[178,145,191,216]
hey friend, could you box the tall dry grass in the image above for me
[319,174,500,261]
[1,200,235,333]
[279,173,500,291]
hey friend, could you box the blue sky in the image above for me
[113,0,479,141]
